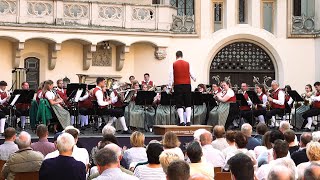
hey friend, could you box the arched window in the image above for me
[24,57,40,90]
[170,0,194,16]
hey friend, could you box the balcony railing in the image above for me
[0,0,180,32]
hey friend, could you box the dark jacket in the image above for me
[291,148,309,166]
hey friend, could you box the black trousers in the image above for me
[253,109,267,117]
[110,107,125,118]
[174,84,191,109]
[225,103,239,129]
[301,108,320,128]
[265,108,285,120]
[240,110,253,125]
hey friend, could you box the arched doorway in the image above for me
[24,57,40,90]
[209,41,275,89]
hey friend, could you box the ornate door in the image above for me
[24,57,40,90]
[210,42,275,89]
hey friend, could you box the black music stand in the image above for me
[287,90,304,128]
[88,85,96,90]
[191,92,204,124]
[202,93,217,124]
[136,91,156,131]
[160,92,176,125]
[246,91,262,125]
[236,93,249,124]
[67,84,86,130]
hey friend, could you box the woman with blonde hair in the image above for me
[123,131,148,169]
[297,141,320,179]
[162,131,184,160]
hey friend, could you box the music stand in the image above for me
[67,84,86,129]
[236,93,249,123]
[136,91,156,131]
[160,92,176,125]
[191,92,204,124]
[287,90,304,128]
[201,93,217,124]
[246,91,262,125]
[88,85,96,90]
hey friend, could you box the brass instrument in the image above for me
[106,78,114,90]
[52,89,67,108]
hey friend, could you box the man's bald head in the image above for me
[213,125,225,138]
[188,174,211,180]
[304,163,320,180]
[199,132,212,146]
[104,143,122,159]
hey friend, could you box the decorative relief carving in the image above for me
[292,15,320,34]
[132,7,155,21]
[171,15,195,33]
[27,1,53,17]
[92,45,112,66]
[154,47,167,60]
[0,0,16,15]
[98,6,122,20]
[63,3,88,18]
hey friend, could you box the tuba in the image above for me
[106,78,114,90]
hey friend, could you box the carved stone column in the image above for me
[48,43,61,70]
[116,45,130,71]
[12,42,25,68]
[83,44,96,70]
[154,47,167,60]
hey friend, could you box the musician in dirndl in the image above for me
[154,85,176,125]
[192,84,207,125]
[253,84,268,124]
[301,82,320,131]
[209,81,238,129]
[291,84,313,130]
[0,81,10,135]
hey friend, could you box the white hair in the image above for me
[312,131,320,142]
[279,121,290,132]
[271,80,279,85]
[241,123,252,137]
[16,131,31,149]
[267,165,295,180]
[104,143,122,157]
[102,125,116,136]
[193,129,208,141]
[64,125,80,134]
[57,133,75,153]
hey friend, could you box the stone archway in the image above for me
[209,41,275,89]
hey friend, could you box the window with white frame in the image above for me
[293,0,315,17]
[262,1,274,33]
[213,2,223,31]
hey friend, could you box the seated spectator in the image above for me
[241,123,260,150]
[257,140,296,180]
[45,127,89,169]
[167,160,190,180]
[193,129,208,142]
[162,131,184,160]
[211,125,229,151]
[187,141,214,179]
[189,174,211,180]
[134,143,166,180]
[279,121,298,145]
[267,165,295,180]
[222,130,237,158]
[159,151,180,174]
[102,124,116,135]
[1,131,44,180]
[254,131,272,161]
[199,131,225,167]
[0,127,18,161]
[312,131,320,142]
[297,141,320,179]
[31,124,56,156]
[304,163,320,180]
[94,148,138,180]
[291,132,312,166]
[39,133,86,180]
[284,129,299,155]
[254,123,268,144]
[228,153,254,180]
[123,131,148,169]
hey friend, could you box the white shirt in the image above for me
[296,161,320,179]
[123,147,148,168]
[257,92,268,108]
[311,92,320,102]
[94,86,110,107]
[222,145,237,158]
[0,89,9,105]
[224,148,256,171]
[211,138,229,151]
[169,58,196,87]
[163,147,185,160]
[202,144,225,167]
[272,88,285,105]
[45,91,55,100]
[256,157,297,180]
[109,91,120,104]
[45,145,89,166]
[134,165,166,180]
[79,92,89,101]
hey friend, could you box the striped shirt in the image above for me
[134,165,166,180]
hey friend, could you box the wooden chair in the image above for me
[14,171,39,180]
[215,172,232,180]
[0,160,6,180]
[214,167,222,176]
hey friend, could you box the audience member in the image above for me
[199,131,225,167]
[222,130,237,158]
[297,141,320,179]
[228,153,254,180]
[303,163,320,180]
[267,165,295,180]
[193,129,207,142]
[159,151,180,174]
[102,125,116,136]
[39,133,86,180]
[189,174,211,180]
[279,121,298,145]
[134,143,166,180]
[312,131,320,142]
[254,131,272,162]
[162,131,184,160]
[291,132,312,166]
[167,160,190,180]
[254,123,268,144]
[123,131,148,169]
[186,141,214,179]
[1,131,44,180]
[93,148,138,180]
[284,129,300,154]
[0,127,18,161]
[211,125,229,151]
[241,123,260,150]
[31,124,56,156]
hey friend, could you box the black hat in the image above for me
[0,81,7,86]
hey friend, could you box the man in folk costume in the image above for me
[15,82,31,130]
[107,82,131,134]
[55,79,67,103]
[141,73,154,89]
[0,81,10,135]
[302,82,320,131]
[239,83,253,126]
[169,51,196,126]
[265,80,285,127]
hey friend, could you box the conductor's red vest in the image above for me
[173,60,191,85]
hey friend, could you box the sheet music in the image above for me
[10,94,20,106]
[74,89,84,103]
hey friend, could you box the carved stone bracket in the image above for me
[83,44,96,70]
[154,47,167,60]
[12,42,24,68]
[48,43,61,70]
[116,45,129,71]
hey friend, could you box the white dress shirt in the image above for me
[272,88,285,105]
[0,89,9,105]
[94,86,110,107]
[202,144,225,167]
[211,138,229,151]
[45,145,89,166]
[256,157,297,180]
[257,92,268,108]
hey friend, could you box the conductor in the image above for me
[169,51,196,126]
